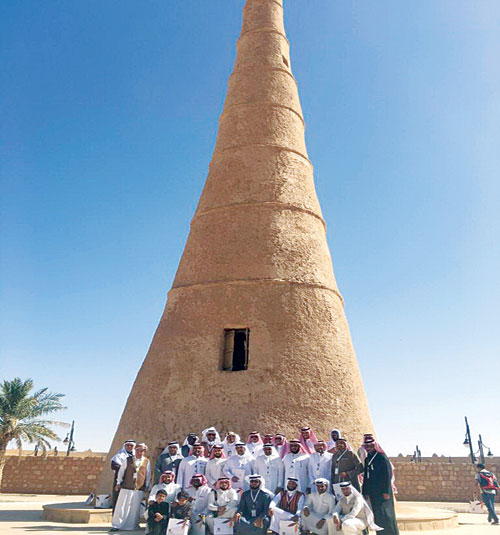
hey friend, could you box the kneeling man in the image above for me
[206,478,239,534]
[333,482,381,535]
[233,475,273,535]
[301,478,335,535]
[268,477,304,534]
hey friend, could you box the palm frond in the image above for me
[0,377,67,452]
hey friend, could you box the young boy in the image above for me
[170,491,192,521]
[148,489,170,535]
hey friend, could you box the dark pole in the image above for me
[66,420,75,456]
[478,434,485,464]
[465,416,476,464]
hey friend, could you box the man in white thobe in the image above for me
[253,444,284,494]
[246,432,264,458]
[299,427,319,455]
[112,443,152,531]
[268,477,304,534]
[201,427,222,458]
[206,445,227,488]
[110,440,136,508]
[301,478,335,535]
[148,470,181,505]
[308,441,332,489]
[187,474,211,535]
[282,440,310,493]
[273,435,287,459]
[223,432,241,459]
[206,477,240,534]
[178,443,209,490]
[224,443,254,491]
[333,482,381,535]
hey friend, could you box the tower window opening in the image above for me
[282,56,289,67]
[223,328,249,371]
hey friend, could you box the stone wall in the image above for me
[1,454,105,495]
[393,461,500,502]
[1,453,499,501]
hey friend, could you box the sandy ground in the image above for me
[0,494,498,534]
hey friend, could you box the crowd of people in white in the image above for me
[108,426,399,535]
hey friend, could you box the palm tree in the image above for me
[0,377,67,487]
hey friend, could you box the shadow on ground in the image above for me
[0,510,43,522]
[10,528,140,534]
[12,524,111,535]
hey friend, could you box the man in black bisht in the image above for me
[361,436,399,535]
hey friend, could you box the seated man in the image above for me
[233,475,273,535]
[268,477,304,534]
[186,474,211,535]
[206,478,240,534]
[333,482,380,535]
[301,478,335,535]
[149,471,181,505]
[147,489,170,535]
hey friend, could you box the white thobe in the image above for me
[303,438,317,454]
[253,454,284,493]
[357,446,368,464]
[332,494,367,535]
[187,485,211,535]
[205,458,227,488]
[148,482,181,503]
[269,491,304,533]
[282,453,310,493]
[302,492,336,535]
[307,452,332,487]
[206,488,240,533]
[112,489,144,530]
[223,441,238,458]
[178,456,209,489]
[247,443,263,458]
[223,454,254,491]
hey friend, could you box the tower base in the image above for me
[42,501,458,530]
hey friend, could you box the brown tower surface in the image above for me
[97,0,373,492]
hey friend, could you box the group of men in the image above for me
[109,426,399,535]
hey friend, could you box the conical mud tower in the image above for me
[98,0,373,492]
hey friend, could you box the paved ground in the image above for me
[0,494,498,534]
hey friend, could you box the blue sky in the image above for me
[1,0,499,457]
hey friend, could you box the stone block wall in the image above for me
[392,461,500,502]
[1,454,105,495]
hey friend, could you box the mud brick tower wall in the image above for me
[98,0,373,493]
